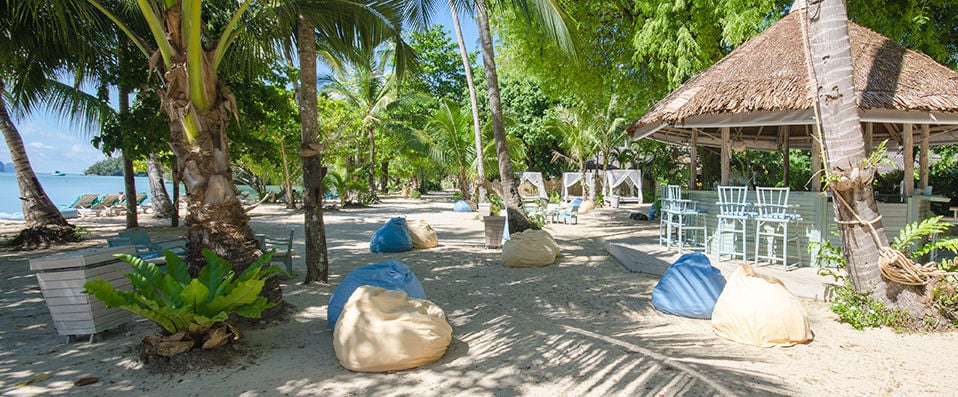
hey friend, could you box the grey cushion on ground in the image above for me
[333,286,453,372]
[502,229,560,268]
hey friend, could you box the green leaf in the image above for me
[180,279,210,314]
[233,297,275,319]
[198,249,232,302]
[206,279,265,313]
[83,279,130,307]
[165,253,191,285]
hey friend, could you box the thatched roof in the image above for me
[627,10,958,150]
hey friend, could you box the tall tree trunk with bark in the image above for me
[0,80,75,247]
[119,84,138,228]
[298,16,330,284]
[367,124,378,202]
[279,137,296,209]
[802,0,926,313]
[146,153,175,218]
[474,0,532,232]
[450,1,487,203]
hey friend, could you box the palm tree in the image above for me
[591,96,628,172]
[323,46,396,204]
[0,0,113,247]
[472,0,575,232]
[448,0,486,202]
[802,0,925,312]
[419,98,476,199]
[546,106,597,198]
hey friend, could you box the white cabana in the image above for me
[516,172,548,200]
[604,169,643,203]
[562,172,596,201]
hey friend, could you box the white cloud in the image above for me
[28,142,56,150]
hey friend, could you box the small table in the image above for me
[950,206,958,222]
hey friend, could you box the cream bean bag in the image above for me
[502,229,559,267]
[408,219,439,249]
[711,265,813,347]
[333,286,452,372]
[580,199,595,214]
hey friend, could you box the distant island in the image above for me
[84,157,147,177]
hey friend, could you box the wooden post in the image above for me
[689,130,698,190]
[811,125,822,191]
[864,122,873,153]
[903,123,914,196]
[920,124,930,191]
[781,125,790,187]
[720,127,730,185]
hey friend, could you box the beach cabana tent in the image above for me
[562,172,596,201]
[626,7,958,194]
[604,170,643,204]
[516,172,548,200]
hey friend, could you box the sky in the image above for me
[0,6,480,175]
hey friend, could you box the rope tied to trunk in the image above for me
[832,192,944,285]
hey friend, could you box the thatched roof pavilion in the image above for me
[627,8,958,193]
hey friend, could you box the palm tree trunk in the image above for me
[367,124,378,202]
[450,1,487,203]
[279,137,296,209]
[298,16,330,284]
[475,0,532,232]
[0,80,69,230]
[146,153,175,218]
[160,83,259,277]
[118,84,138,228]
[802,0,925,313]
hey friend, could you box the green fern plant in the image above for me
[891,216,958,259]
[84,249,283,354]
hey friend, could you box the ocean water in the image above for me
[0,172,156,214]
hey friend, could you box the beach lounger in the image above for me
[109,228,187,263]
[69,193,100,209]
[78,194,120,217]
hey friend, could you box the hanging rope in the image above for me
[832,192,944,285]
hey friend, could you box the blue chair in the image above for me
[556,197,583,224]
[109,228,187,264]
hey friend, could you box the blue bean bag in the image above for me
[651,252,726,319]
[453,200,472,212]
[370,217,413,253]
[327,260,427,330]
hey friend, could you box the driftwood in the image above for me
[243,192,274,213]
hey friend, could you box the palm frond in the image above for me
[892,216,954,256]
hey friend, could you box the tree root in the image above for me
[5,224,81,250]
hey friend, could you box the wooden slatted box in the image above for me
[29,246,136,337]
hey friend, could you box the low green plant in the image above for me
[891,216,958,259]
[593,193,604,208]
[549,191,561,204]
[489,194,504,216]
[453,191,464,201]
[829,283,910,331]
[84,249,283,353]
[409,189,422,199]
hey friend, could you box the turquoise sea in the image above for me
[0,172,155,215]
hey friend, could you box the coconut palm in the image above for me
[0,0,114,247]
[591,95,628,172]
[323,46,396,204]
[546,105,597,198]
[472,0,576,232]
[447,0,486,202]
[418,98,476,199]
[802,0,924,312]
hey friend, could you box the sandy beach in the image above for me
[1,191,956,396]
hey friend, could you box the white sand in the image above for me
[1,192,955,396]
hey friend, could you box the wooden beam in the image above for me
[689,129,698,190]
[920,124,930,190]
[781,125,790,186]
[864,122,873,152]
[721,127,730,185]
[811,125,822,191]
[903,123,914,196]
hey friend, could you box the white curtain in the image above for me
[516,172,548,199]
[562,172,595,200]
[604,170,643,203]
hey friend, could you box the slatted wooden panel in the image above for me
[30,246,135,337]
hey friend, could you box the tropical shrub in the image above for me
[84,249,283,356]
